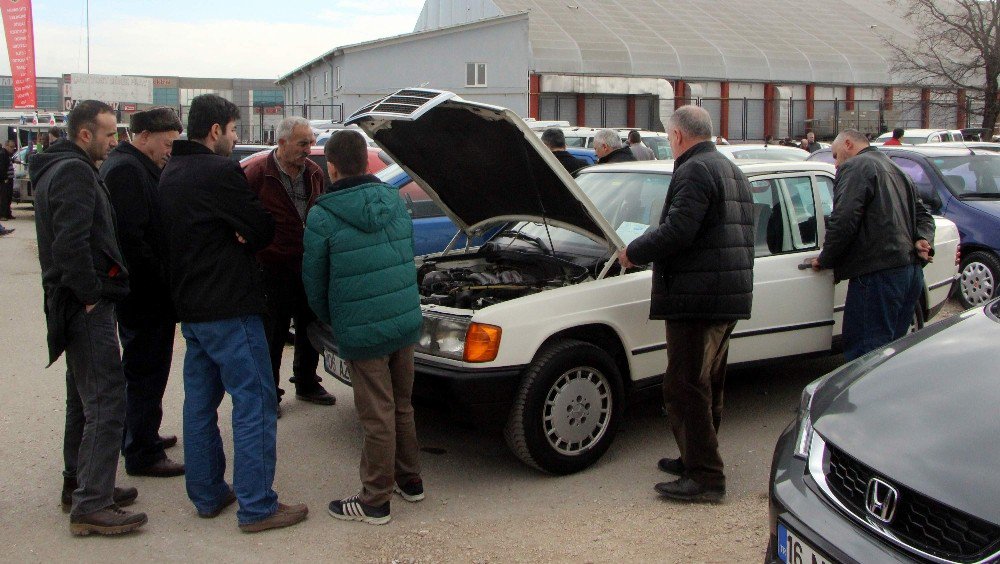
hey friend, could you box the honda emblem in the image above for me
[865,478,899,524]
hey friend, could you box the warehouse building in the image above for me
[279,0,977,141]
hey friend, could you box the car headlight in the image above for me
[416,314,502,363]
[793,378,821,460]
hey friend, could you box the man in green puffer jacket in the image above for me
[302,130,423,526]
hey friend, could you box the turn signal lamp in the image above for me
[463,323,502,363]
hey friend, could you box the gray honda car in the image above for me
[767,299,1000,563]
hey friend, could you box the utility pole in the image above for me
[86,0,90,74]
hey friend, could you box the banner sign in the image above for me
[1,0,37,109]
[69,74,154,105]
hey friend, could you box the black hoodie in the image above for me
[33,141,129,364]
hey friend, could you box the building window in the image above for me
[312,74,323,99]
[466,63,487,87]
[336,66,342,90]
[324,71,330,94]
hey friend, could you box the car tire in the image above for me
[958,251,1000,309]
[504,338,624,475]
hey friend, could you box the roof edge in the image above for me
[277,12,529,84]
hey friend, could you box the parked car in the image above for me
[239,144,392,187]
[547,127,675,160]
[767,298,1000,564]
[715,144,810,162]
[230,144,271,162]
[873,128,962,145]
[308,89,959,475]
[809,145,1000,309]
[924,141,1000,153]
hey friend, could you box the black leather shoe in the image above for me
[127,458,185,477]
[657,457,685,476]
[295,385,336,406]
[159,435,178,449]
[655,477,725,503]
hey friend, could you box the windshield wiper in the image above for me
[496,229,551,254]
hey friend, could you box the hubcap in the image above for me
[961,262,995,305]
[543,366,612,456]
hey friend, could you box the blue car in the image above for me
[809,145,1000,309]
[379,146,598,255]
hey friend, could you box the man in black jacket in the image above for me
[811,129,934,360]
[619,105,754,503]
[101,107,184,478]
[34,100,147,535]
[594,129,637,164]
[157,94,307,533]
[541,128,588,174]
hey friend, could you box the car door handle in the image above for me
[798,258,818,270]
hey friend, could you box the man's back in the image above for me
[630,143,656,161]
[157,140,274,322]
[302,176,421,361]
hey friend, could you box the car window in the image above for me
[807,151,835,165]
[749,179,777,257]
[929,155,1000,197]
[780,176,819,250]
[890,156,935,199]
[374,164,446,219]
[901,136,929,145]
[730,148,808,162]
[815,175,834,218]
[641,136,673,160]
[564,136,587,148]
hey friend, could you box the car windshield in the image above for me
[729,148,808,161]
[641,136,673,159]
[495,171,672,258]
[930,155,1000,198]
[901,136,931,145]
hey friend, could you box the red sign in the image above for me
[254,105,283,115]
[1,0,37,109]
[122,103,136,112]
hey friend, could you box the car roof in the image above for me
[579,159,836,175]
[717,144,807,152]
[877,145,989,157]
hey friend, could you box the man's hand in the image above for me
[810,257,822,272]
[915,239,933,263]
[617,249,634,270]
[236,232,247,244]
[85,303,97,313]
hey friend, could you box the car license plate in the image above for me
[778,523,831,564]
[323,349,352,386]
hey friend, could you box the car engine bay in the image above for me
[416,246,594,309]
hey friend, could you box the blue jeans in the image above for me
[843,264,924,361]
[180,315,278,525]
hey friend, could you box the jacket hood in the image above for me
[346,88,621,248]
[31,141,94,180]
[315,181,400,233]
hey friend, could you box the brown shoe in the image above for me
[198,489,237,519]
[238,502,308,533]
[127,458,185,477]
[159,435,178,449]
[61,478,138,513]
[70,506,147,536]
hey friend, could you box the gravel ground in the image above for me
[0,209,965,562]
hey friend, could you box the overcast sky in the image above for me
[0,0,425,78]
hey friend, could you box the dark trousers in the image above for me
[663,319,737,490]
[262,267,320,397]
[119,320,175,472]
[0,180,12,218]
[843,264,924,361]
[346,346,421,506]
[62,300,126,516]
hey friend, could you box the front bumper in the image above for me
[766,421,915,564]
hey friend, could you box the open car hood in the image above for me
[346,89,622,249]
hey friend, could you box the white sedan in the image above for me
[320,89,961,475]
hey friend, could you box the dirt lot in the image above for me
[0,210,962,562]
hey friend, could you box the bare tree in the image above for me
[886,0,1000,133]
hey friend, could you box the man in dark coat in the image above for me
[0,139,13,220]
[100,107,185,478]
[619,105,754,503]
[243,116,335,410]
[540,128,588,174]
[594,129,637,164]
[811,129,934,360]
[157,94,307,533]
[34,100,147,535]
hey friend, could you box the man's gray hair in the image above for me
[669,106,713,140]
[276,116,311,141]
[834,129,869,146]
[594,129,623,150]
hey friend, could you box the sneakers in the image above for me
[657,457,685,476]
[238,502,309,533]
[0,227,14,237]
[198,489,237,519]
[654,476,725,503]
[328,494,391,525]
[61,479,138,513]
[393,479,425,502]
[70,505,147,536]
